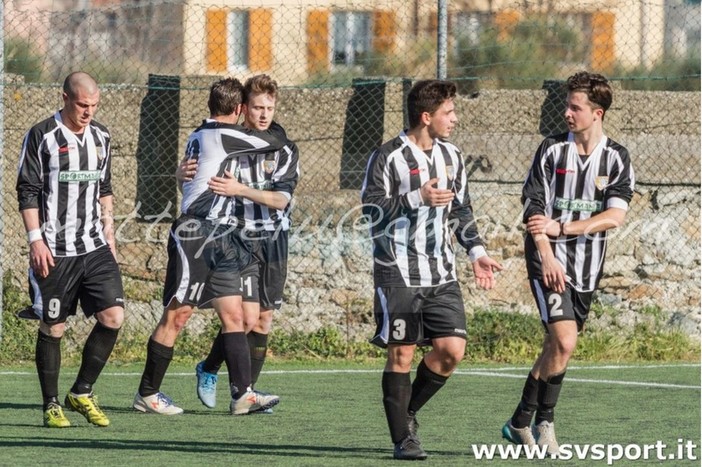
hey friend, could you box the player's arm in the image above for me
[175,135,203,193]
[96,132,117,259]
[521,141,566,292]
[209,172,289,210]
[209,142,300,210]
[16,129,54,278]
[100,195,117,259]
[175,155,197,192]
[361,148,451,223]
[533,230,565,293]
[20,208,54,279]
[450,153,502,290]
[521,139,554,222]
[563,147,634,236]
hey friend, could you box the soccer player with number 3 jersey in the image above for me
[362,80,502,460]
[502,72,635,455]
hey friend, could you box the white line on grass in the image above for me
[0,363,699,390]
[452,370,701,390]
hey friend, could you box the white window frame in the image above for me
[227,10,249,72]
[330,11,372,69]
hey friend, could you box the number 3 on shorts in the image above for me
[392,319,406,340]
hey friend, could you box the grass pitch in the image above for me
[0,361,699,466]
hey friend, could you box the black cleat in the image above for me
[407,412,419,440]
[17,306,40,320]
[393,435,428,460]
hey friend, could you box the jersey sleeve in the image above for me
[521,138,554,222]
[98,129,113,198]
[361,148,420,227]
[271,142,300,198]
[604,145,635,210]
[449,149,485,259]
[16,128,44,211]
[220,122,286,157]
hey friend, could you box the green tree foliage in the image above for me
[452,15,584,92]
[4,36,43,82]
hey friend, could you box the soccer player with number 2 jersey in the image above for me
[502,72,635,455]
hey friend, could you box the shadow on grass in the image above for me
[0,435,391,459]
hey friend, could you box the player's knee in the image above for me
[257,310,273,333]
[387,346,415,371]
[167,307,194,332]
[553,336,577,358]
[436,349,463,372]
[97,306,124,329]
[41,321,66,338]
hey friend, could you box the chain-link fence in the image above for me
[2,0,700,349]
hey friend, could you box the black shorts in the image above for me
[529,279,594,331]
[370,281,467,348]
[28,246,124,324]
[240,230,288,310]
[163,216,252,308]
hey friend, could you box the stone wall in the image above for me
[2,77,699,341]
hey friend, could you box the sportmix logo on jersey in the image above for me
[247,180,273,191]
[58,170,101,183]
[554,197,603,212]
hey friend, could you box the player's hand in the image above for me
[472,255,503,290]
[29,240,54,278]
[526,215,560,237]
[420,178,454,207]
[176,157,198,182]
[208,170,244,196]
[541,255,566,293]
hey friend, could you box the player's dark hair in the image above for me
[243,74,278,104]
[566,71,612,119]
[406,80,457,129]
[208,77,244,117]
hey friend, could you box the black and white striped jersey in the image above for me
[16,112,113,257]
[181,120,285,222]
[361,131,486,288]
[522,132,635,292]
[231,142,299,232]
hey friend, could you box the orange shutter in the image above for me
[591,11,615,73]
[206,9,227,73]
[494,9,520,42]
[428,12,438,34]
[307,9,329,74]
[249,9,273,72]
[372,11,396,54]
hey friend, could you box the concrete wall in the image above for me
[2,77,699,341]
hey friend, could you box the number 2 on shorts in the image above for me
[548,293,564,317]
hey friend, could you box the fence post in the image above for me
[0,0,5,341]
[436,0,448,79]
[135,74,180,220]
[340,78,386,189]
